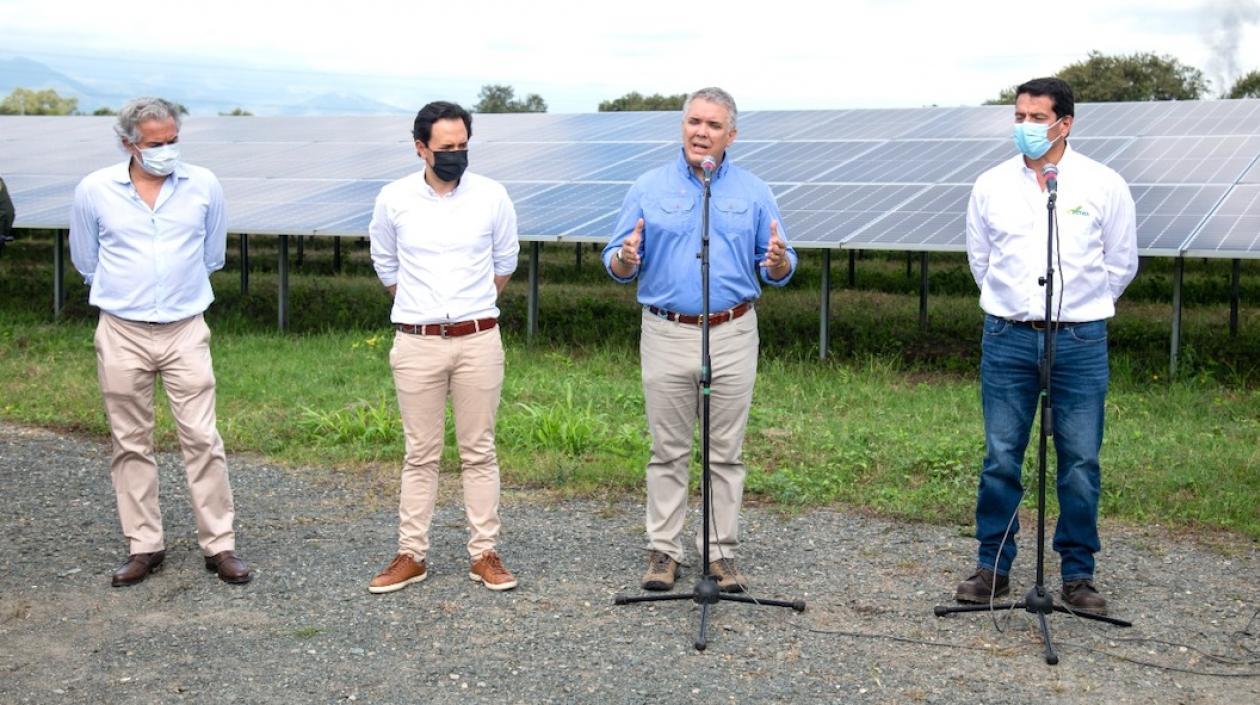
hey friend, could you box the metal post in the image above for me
[333,237,342,273]
[53,230,66,318]
[527,241,540,341]
[574,242,582,272]
[295,235,304,268]
[1230,258,1241,338]
[239,233,250,297]
[906,251,913,278]
[919,252,929,332]
[847,249,856,287]
[1170,256,1183,378]
[278,234,289,331]
[820,249,832,360]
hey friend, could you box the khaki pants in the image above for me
[390,327,505,562]
[94,312,235,556]
[640,307,759,562]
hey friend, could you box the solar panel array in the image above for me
[4,99,1260,258]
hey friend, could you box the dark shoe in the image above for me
[369,553,427,594]
[469,550,518,591]
[708,558,748,593]
[954,569,1009,603]
[204,550,252,584]
[111,550,165,587]
[641,550,680,591]
[1061,579,1108,615]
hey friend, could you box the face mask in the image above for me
[1013,118,1063,159]
[136,143,180,176]
[430,150,469,183]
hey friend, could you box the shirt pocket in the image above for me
[713,197,752,239]
[645,195,696,237]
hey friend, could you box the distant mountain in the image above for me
[0,56,111,109]
[276,91,409,116]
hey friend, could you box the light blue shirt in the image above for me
[603,148,797,314]
[70,161,227,322]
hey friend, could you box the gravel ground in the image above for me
[1,421,1257,705]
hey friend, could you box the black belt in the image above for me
[1001,318,1093,331]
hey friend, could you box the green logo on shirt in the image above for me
[1069,206,1090,217]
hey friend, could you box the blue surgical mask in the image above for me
[137,143,180,176]
[1013,118,1063,159]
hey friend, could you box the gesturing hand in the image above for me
[761,220,787,271]
[618,218,644,268]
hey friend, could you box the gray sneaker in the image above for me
[641,550,680,591]
[708,558,748,593]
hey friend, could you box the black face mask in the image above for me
[430,149,469,183]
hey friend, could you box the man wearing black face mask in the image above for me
[367,101,521,594]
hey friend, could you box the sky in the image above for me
[2,0,1260,113]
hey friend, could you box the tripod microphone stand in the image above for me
[615,156,805,651]
[934,166,1132,664]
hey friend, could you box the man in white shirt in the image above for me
[367,101,520,593]
[70,97,251,587]
[956,78,1138,614]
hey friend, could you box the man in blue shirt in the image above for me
[604,86,797,593]
[70,97,251,587]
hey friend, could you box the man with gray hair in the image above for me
[604,87,797,592]
[70,97,251,587]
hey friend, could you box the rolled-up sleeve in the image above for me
[755,190,796,286]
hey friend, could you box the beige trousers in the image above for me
[94,312,235,556]
[640,307,759,562]
[390,327,505,562]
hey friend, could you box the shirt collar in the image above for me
[1017,143,1076,174]
[674,147,732,182]
[418,167,462,199]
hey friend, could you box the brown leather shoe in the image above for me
[641,550,680,591]
[111,550,165,587]
[1061,579,1108,615]
[955,569,1010,603]
[708,558,748,593]
[204,550,252,584]
[469,550,518,591]
[369,553,427,594]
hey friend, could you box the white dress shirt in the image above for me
[369,169,519,324]
[966,145,1139,322]
[70,161,227,323]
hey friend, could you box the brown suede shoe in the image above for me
[1061,579,1108,615]
[111,550,165,587]
[708,558,748,593]
[642,550,680,591]
[954,569,1010,603]
[369,553,427,594]
[204,550,252,584]
[469,550,518,591]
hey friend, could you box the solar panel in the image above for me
[776,183,928,246]
[1182,184,1260,259]
[5,100,1260,258]
[1104,136,1260,184]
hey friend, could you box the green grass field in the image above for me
[2,234,1258,538]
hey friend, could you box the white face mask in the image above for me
[136,143,180,176]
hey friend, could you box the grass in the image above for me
[2,234,1258,539]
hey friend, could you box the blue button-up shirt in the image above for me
[70,161,227,322]
[603,149,797,314]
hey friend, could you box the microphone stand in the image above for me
[615,161,805,651]
[934,176,1131,664]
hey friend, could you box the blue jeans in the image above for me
[975,314,1109,582]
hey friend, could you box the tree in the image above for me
[987,51,1209,104]
[472,84,547,113]
[219,107,254,116]
[1228,69,1260,99]
[598,91,686,112]
[0,87,79,115]
[92,106,116,116]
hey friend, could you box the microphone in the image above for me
[701,155,717,183]
[1042,163,1059,195]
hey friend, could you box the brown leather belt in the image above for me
[647,301,753,327]
[395,317,497,337]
